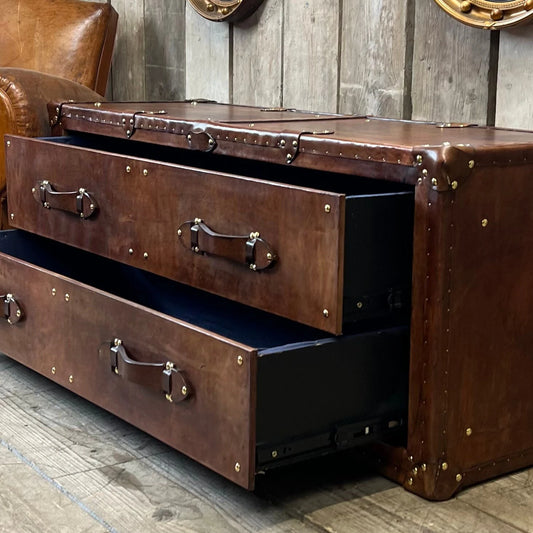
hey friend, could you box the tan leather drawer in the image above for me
[5,135,413,334]
[0,230,408,489]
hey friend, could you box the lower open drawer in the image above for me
[0,230,409,489]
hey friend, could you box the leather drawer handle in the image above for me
[99,339,191,403]
[1,293,23,325]
[177,218,278,271]
[33,180,98,219]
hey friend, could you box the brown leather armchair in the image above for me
[0,0,118,227]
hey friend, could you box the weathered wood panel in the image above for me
[233,0,283,107]
[185,3,231,102]
[495,27,533,129]
[110,0,146,101]
[283,0,340,113]
[144,0,186,101]
[339,0,411,118]
[411,0,492,124]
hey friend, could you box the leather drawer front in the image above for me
[0,230,409,488]
[0,230,257,489]
[6,136,345,333]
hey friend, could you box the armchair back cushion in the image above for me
[0,0,118,96]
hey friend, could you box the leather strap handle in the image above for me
[177,218,277,271]
[99,339,191,403]
[33,180,98,219]
[1,294,23,325]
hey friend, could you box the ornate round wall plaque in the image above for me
[433,0,533,28]
[187,0,264,22]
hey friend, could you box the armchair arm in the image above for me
[0,67,105,193]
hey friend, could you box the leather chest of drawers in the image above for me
[2,101,532,498]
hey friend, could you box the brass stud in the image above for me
[143,169,148,176]
[442,462,449,471]
[468,160,475,169]
[407,477,413,486]
[280,140,286,147]
[126,130,132,136]
[114,338,122,346]
[234,462,241,473]
[6,141,11,147]
[356,301,363,309]
[10,213,14,220]
[52,288,57,296]
[451,181,458,190]
[64,293,70,302]
[422,169,428,176]
[194,246,200,253]
[129,248,134,255]
[456,473,463,482]
[221,7,229,15]
[460,1,472,12]
[89,204,95,211]
[286,154,293,162]
[481,219,488,228]
[95,102,102,108]
[416,155,423,164]
[177,229,182,237]
[324,204,331,213]
[249,263,257,271]
[68,375,73,383]
[237,355,244,366]
[206,3,214,12]
[323,309,329,318]
[51,367,56,375]
[122,118,126,124]
[292,140,298,147]
[421,463,427,471]
[266,252,273,261]
[466,427,473,436]
[526,0,533,9]
[143,252,149,259]
[114,367,119,375]
[417,178,423,185]
[208,138,215,146]
[491,8,503,20]
[16,310,21,318]
[194,218,202,225]
[31,187,36,194]
[181,386,188,396]
[165,393,173,403]
[126,165,131,173]
[412,467,418,476]
[431,178,438,186]
[271,450,278,458]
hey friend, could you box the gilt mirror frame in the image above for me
[187,0,264,22]
[433,0,533,29]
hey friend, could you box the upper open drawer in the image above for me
[5,134,413,334]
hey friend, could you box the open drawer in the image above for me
[5,134,414,334]
[0,229,409,489]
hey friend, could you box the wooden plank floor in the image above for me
[0,353,531,533]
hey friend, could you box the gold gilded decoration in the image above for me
[433,0,533,28]
[187,0,263,22]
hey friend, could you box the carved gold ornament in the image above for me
[187,0,264,22]
[433,0,533,28]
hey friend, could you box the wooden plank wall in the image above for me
[107,0,533,128]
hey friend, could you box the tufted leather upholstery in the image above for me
[0,0,118,227]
